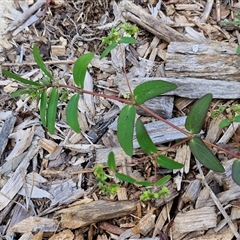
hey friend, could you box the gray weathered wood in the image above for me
[0,112,16,158]
[120,1,191,43]
[57,200,137,229]
[165,42,240,81]
[172,207,217,234]
[118,77,240,99]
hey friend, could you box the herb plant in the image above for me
[2,23,240,200]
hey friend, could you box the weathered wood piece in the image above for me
[0,111,16,158]
[205,114,225,143]
[172,207,217,236]
[120,1,191,43]
[118,76,240,99]
[152,201,173,238]
[173,144,191,190]
[165,42,240,81]
[0,137,40,211]
[8,216,58,233]
[217,122,240,144]
[5,127,35,161]
[192,224,236,240]
[120,209,156,239]
[230,207,240,220]
[57,200,137,229]
[49,230,74,240]
[182,180,202,203]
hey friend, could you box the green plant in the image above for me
[93,164,119,196]
[3,23,240,200]
[93,152,172,201]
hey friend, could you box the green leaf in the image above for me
[232,159,240,185]
[47,88,58,134]
[237,45,240,54]
[189,136,225,173]
[66,93,80,133]
[157,155,183,169]
[233,115,240,122]
[219,119,231,128]
[10,88,32,98]
[185,93,212,134]
[136,118,157,154]
[117,105,136,156]
[100,42,118,60]
[115,173,136,183]
[33,45,54,80]
[2,69,42,87]
[119,37,137,44]
[135,181,153,187]
[133,80,177,105]
[40,90,47,127]
[156,175,171,187]
[107,151,116,171]
[73,52,94,88]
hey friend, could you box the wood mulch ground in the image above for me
[1,0,240,239]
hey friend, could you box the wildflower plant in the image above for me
[2,23,240,200]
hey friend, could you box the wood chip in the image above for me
[172,207,217,235]
[57,200,137,229]
[49,229,74,240]
[8,216,58,233]
[165,42,240,81]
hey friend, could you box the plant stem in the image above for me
[56,83,133,105]
[138,104,191,137]
[203,140,240,159]
[56,84,240,159]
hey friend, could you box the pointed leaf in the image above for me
[115,173,136,183]
[185,94,212,134]
[136,118,157,154]
[47,88,58,134]
[219,119,231,128]
[100,42,118,60]
[189,136,225,173]
[117,105,136,156]
[133,80,177,105]
[156,175,171,187]
[233,115,240,122]
[107,151,116,171]
[40,90,47,127]
[157,155,183,169]
[73,52,94,88]
[119,37,137,44]
[135,181,153,187]
[33,45,54,80]
[232,159,240,185]
[66,93,80,133]
[10,88,32,98]
[2,69,42,87]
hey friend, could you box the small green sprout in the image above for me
[140,186,170,201]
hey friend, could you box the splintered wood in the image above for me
[172,207,217,238]
[165,42,240,81]
[57,200,137,229]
